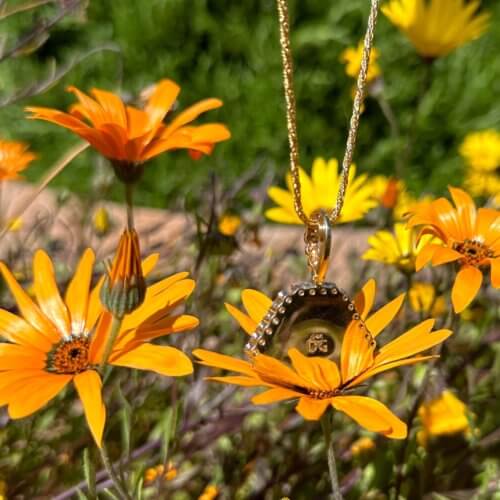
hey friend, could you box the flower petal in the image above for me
[288,348,340,390]
[331,396,407,438]
[241,289,272,324]
[296,397,330,420]
[431,247,462,266]
[491,258,500,288]
[65,248,95,336]
[353,279,376,319]
[365,293,405,337]
[340,320,375,383]
[0,309,52,351]
[74,370,106,447]
[7,371,71,419]
[0,343,45,369]
[0,261,59,342]
[375,320,452,365]
[451,265,483,313]
[252,388,300,405]
[193,349,255,376]
[111,344,193,377]
[33,250,70,337]
[224,303,256,335]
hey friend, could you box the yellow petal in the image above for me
[296,397,330,420]
[332,395,406,438]
[111,344,193,377]
[224,303,256,334]
[340,320,375,384]
[65,248,95,335]
[375,320,452,365]
[353,279,376,319]
[207,375,263,386]
[0,261,59,342]
[288,348,340,390]
[241,289,272,324]
[491,258,500,288]
[252,387,300,405]
[7,371,71,419]
[74,370,106,448]
[0,343,45,369]
[193,349,255,376]
[452,265,482,313]
[365,293,405,337]
[0,309,52,351]
[33,250,71,337]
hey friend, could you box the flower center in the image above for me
[452,239,494,266]
[47,337,91,374]
[307,389,338,399]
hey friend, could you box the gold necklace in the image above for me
[245,0,380,361]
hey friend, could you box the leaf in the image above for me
[82,448,96,500]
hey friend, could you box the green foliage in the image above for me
[0,0,499,207]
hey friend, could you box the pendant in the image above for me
[245,210,372,362]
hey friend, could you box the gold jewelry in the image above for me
[244,0,380,360]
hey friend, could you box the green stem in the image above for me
[98,444,133,500]
[125,183,134,230]
[99,315,123,372]
[320,414,343,500]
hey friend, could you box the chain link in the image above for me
[275,0,380,225]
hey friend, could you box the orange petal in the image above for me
[415,243,439,272]
[346,355,436,387]
[353,279,376,319]
[375,320,452,365]
[241,289,272,324]
[331,396,406,439]
[193,349,255,376]
[252,387,300,405]
[288,348,340,390]
[144,79,180,129]
[365,293,405,337]
[0,261,59,342]
[7,372,71,419]
[451,265,482,313]
[111,344,193,377]
[449,186,476,239]
[491,258,500,288]
[65,249,95,336]
[207,375,263,387]
[164,98,223,136]
[0,343,45,369]
[253,352,309,388]
[91,88,127,129]
[296,397,330,420]
[431,247,462,266]
[74,370,106,448]
[0,309,52,351]
[32,250,70,337]
[67,86,107,126]
[224,303,256,335]
[340,320,375,384]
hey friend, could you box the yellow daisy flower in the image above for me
[408,282,446,317]
[266,157,378,224]
[382,0,490,58]
[362,223,436,273]
[341,41,381,83]
[417,390,471,446]
[460,130,500,172]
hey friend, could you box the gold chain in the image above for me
[276,0,380,225]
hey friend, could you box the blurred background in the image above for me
[1,0,499,208]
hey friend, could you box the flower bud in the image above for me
[100,229,146,318]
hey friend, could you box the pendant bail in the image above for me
[304,210,332,284]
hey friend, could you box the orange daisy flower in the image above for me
[0,140,36,181]
[408,187,500,313]
[0,249,197,446]
[194,280,452,438]
[26,80,230,182]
